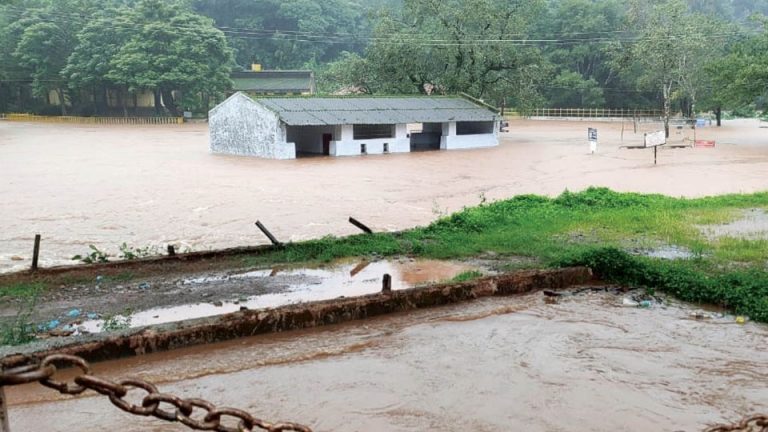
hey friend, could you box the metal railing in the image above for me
[4,113,183,125]
[530,108,663,119]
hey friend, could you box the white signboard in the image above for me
[645,130,666,147]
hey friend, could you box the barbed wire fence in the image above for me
[0,354,765,431]
[0,354,312,432]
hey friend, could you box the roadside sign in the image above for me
[644,130,666,147]
[588,128,597,154]
[588,128,597,141]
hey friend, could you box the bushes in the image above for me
[558,247,768,322]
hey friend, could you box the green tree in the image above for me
[706,17,768,111]
[626,0,713,135]
[108,0,233,116]
[11,3,80,115]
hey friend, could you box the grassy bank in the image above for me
[242,187,768,321]
[2,188,767,322]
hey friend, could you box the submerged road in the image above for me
[6,291,768,431]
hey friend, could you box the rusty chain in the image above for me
[0,354,312,432]
[704,415,768,432]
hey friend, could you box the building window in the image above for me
[456,121,495,135]
[383,143,389,153]
[361,144,367,154]
[353,124,395,139]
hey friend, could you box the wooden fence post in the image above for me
[31,234,41,271]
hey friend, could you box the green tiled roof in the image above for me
[231,71,314,93]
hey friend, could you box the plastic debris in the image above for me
[689,311,713,320]
[67,308,81,318]
[622,298,639,307]
[96,275,104,282]
[138,282,151,290]
[86,312,99,320]
[639,300,653,309]
[735,316,747,325]
[47,319,61,330]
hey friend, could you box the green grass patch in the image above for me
[0,282,44,299]
[450,270,485,283]
[235,187,767,321]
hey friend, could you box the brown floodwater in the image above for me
[6,291,767,431]
[2,119,768,272]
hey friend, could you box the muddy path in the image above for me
[6,289,767,431]
[0,256,499,335]
[2,119,767,273]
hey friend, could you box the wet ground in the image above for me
[0,257,482,335]
[2,119,768,272]
[6,289,767,431]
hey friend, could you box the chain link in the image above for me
[705,415,768,432]
[0,354,312,432]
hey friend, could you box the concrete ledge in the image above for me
[1,267,592,366]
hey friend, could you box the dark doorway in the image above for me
[322,133,332,155]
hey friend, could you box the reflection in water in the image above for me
[79,259,475,332]
[8,291,768,432]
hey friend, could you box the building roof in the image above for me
[253,96,499,126]
[231,71,315,94]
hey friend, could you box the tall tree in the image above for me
[108,0,234,116]
[626,0,713,136]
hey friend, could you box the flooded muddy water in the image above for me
[7,290,767,431]
[77,258,476,332]
[2,119,768,272]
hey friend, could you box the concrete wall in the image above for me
[331,123,409,156]
[286,125,335,154]
[441,120,499,150]
[209,93,295,160]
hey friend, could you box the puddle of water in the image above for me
[699,208,768,240]
[632,245,695,260]
[78,258,476,332]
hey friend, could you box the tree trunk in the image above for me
[100,85,109,116]
[58,88,67,116]
[133,92,138,116]
[120,87,128,117]
[161,88,178,116]
[716,107,722,127]
[662,83,671,138]
[154,89,162,116]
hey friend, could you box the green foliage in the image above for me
[451,270,485,283]
[1,293,39,346]
[118,243,153,260]
[101,310,132,332]
[72,245,110,264]
[556,247,768,322]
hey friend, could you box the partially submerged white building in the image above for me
[209,93,501,159]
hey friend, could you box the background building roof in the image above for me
[231,71,315,94]
[253,96,500,125]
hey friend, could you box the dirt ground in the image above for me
[1,118,767,272]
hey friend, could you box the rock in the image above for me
[213,301,223,307]
[10,256,24,261]
[239,306,249,311]
[48,327,75,337]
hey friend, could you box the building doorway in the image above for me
[322,133,332,155]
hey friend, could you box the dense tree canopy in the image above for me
[2,0,768,115]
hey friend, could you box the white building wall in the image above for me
[331,123,409,156]
[209,92,295,159]
[441,120,500,150]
